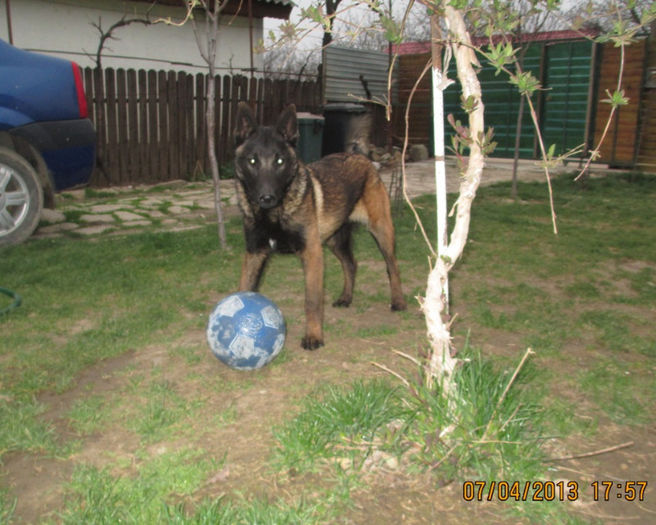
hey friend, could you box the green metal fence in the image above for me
[442,39,594,159]
[540,41,594,156]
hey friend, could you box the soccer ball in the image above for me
[207,292,286,370]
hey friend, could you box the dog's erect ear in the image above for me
[276,104,299,146]
[235,102,257,146]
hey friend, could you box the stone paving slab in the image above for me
[90,204,125,213]
[115,211,147,222]
[80,213,115,224]
[75,225,115,236]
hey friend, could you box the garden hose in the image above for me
[0,287,21,315]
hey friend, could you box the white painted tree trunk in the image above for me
[423,7,485,392]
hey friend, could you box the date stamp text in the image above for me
[462,480,648,502]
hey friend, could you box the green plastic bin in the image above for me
[296,113,324,164]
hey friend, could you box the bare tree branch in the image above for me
[92,14,153,69]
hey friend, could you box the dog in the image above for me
[233,102,406,350]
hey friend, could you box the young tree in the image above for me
[185,0,228,249]
[158,0,234,249]
[91,3,229,248]
[415,2,489,391]
[490,0,561,199]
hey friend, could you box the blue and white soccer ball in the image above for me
[207,292,286,370]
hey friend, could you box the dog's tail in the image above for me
[345,112,372,157]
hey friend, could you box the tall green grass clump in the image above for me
[271,348,555,522]
[399,349,545,481]
[273,347,545,482]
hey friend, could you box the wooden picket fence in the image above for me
[82,67,322,187]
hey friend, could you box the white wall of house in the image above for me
[0,0,264,74]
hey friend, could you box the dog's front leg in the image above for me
[300,233,324,350]
[239,250,270,291]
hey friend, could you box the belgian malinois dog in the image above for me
[234,102,406,350]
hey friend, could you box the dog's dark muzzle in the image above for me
[258,194,278,209]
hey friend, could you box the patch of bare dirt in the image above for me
[550,423,656,524]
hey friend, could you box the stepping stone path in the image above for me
[35,179,238,240]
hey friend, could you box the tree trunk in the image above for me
[511,95,525,199]
[322,0,342,48]
[423,6,485,392]
[191,1,227,250]
[206,73,227,250]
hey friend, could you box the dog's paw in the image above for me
[332,297,352,308]
[391,299,407,312]
[301,336,324,350]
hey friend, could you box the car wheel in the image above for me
[0,147,44,247]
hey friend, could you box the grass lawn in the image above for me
[0,172,654,523]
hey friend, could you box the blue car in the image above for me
[0,38,96,246]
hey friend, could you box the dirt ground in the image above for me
[4,158,654,524]
[7,286,654,524]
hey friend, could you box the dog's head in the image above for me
[234,103,300,210]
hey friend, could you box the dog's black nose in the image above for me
[259,194,277,209]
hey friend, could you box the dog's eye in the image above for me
[275,156,284,166]
[247,156,256,166]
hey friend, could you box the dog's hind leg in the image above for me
[327,223,357,307]
[361,181,407,312]
[368,222,406,311]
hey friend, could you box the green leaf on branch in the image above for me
[379,14,404,45]
[510,71,541,96]
[479,127,497,156]
[603,89,629,108]
[278,21,299,40]
[487,42,516,75]
[254,38,266,54]
[461,95,479,114]
[447,114,469,140]
[300,6,330,31]
[447,113,474,169]
[547,143,557,160]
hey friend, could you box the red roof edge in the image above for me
[392,29,599,55]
